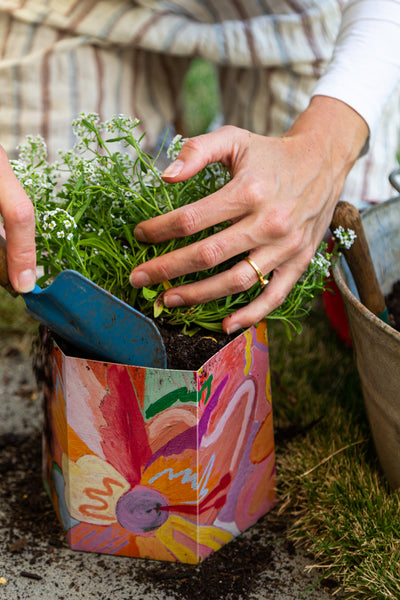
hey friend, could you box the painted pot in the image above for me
[41,321,276,563]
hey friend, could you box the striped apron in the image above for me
[0,0,398,207]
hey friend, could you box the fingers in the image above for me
[158,255,304,334]
[161,126,242,183]
[145,239,309,333]
[135,127,246,244]
[162,254,271,308]
[130,209,286,289]
[130,222,247,288]
[134,179,249,244]
[159,249,307,327]
[222,261,305,334]
[0,147,36,292]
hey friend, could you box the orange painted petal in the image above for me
[68,425,96,462]
[250,412,274,464]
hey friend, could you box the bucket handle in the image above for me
[331,201,389,322]
[389,168,400,194]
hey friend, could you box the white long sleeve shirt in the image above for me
[314,0,400,138]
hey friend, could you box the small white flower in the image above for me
[167,134,186,160]
[311,253,331,278]
[334,226,357,250]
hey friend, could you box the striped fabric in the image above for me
[0,0,398,207]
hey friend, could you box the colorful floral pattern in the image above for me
[43,322,276,563]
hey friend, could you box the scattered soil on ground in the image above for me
[133,533,275,599]
[0,430,67,554]
[0,426,280,600]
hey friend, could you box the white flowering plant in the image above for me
[12,113,354,336]
[332,225,357,250]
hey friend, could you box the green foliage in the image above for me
[0,287,37,354]
[12,113,347,334]
[183,58,221,137]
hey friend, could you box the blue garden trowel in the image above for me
[0,236,166,368]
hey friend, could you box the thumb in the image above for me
[161,126,241,182]
[0,149,36,293]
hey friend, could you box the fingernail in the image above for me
[226,323,241,335]
[129,270,151,288]
[162,159,184,178]
[17,269,36,293]
[134,226,147,242]
[163,294,185,307]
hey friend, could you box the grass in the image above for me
[0,287,37,356]
[268,305,400,600]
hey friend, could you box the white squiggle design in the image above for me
[202,378,256,470]
[148,455,215,504]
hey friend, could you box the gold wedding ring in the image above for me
[245,256,269,289]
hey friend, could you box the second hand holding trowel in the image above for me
[0,235,167,368]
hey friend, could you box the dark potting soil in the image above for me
[44,324,237,371]
[157,324,236,371]
[385,279,400,331]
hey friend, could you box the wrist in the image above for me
[284,95,369,175]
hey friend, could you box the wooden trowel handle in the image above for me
[330,201,387,318]
[0,235,19,297]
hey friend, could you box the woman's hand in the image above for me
[0,146,36,293]
[130,96,368,333]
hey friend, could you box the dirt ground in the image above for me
[0,343,342,600]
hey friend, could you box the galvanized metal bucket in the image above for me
[333,179,400,489]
